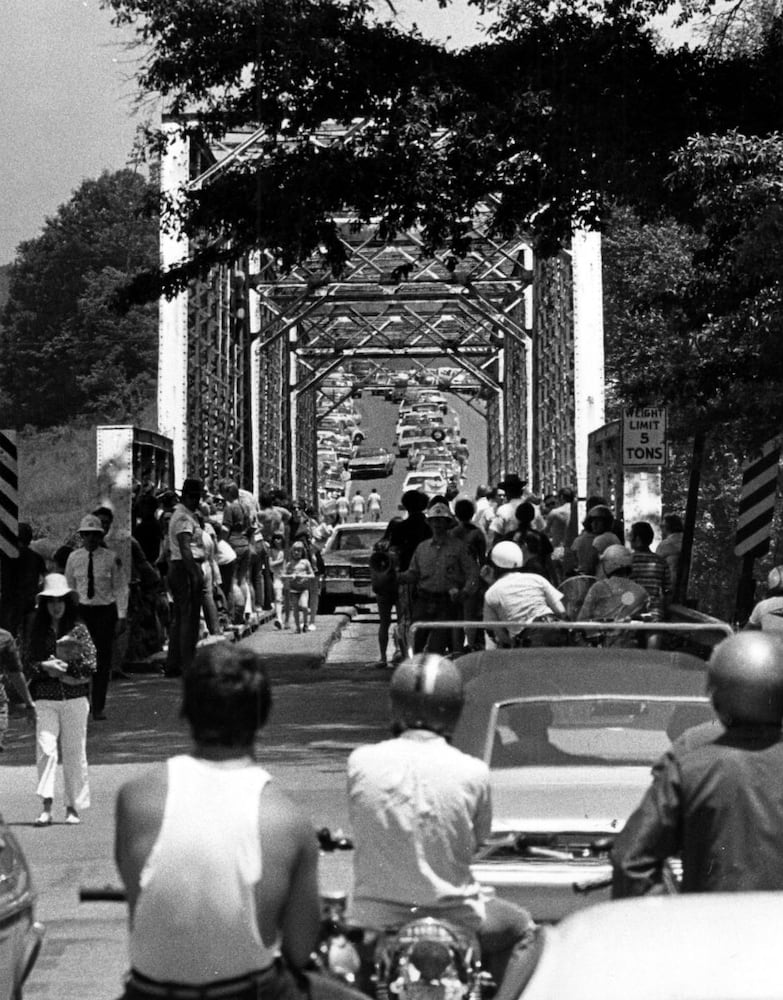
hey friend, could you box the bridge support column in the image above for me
[158,123,190,486]
[572,230,606,515]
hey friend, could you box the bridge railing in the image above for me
[407,619,734,660]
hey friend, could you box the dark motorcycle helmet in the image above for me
[707,632,783,726]
[390,654,464,736]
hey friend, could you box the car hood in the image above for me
[490,766,651,834]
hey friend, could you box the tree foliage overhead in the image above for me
[105,0,783,294]
[0,170,159,428]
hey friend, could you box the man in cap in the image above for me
[399,499,479,654]
[483,540,566,648]
[65,513,128,720]
[165,478,206,677]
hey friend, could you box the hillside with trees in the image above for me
[0,168,158,428]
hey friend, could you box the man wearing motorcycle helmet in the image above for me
[612,631,783,896]
[347,654,538,1000]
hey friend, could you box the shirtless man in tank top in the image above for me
[115,643,358,1000]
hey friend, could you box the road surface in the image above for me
[5,616,389,1000]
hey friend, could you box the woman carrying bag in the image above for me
[24,574,96,826]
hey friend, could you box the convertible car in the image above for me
[0,812,44,1000]
[450,645,717,922]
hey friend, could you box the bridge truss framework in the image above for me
[158,120,605,503]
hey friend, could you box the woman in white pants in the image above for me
[24,574,96,826]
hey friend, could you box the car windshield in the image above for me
[353,446,383,458]
[331,528,386,551]
[489,697,713,768]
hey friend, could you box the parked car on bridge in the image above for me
[0,810,44,1000]
[521,893,783,1000]
[347,446,395,479]
[449,645,713,923]
[401,470,448,497]
[320,522,389,612]
[409,443,460,476]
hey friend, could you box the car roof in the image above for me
[452,648,707,757]
[525,894,783,1000]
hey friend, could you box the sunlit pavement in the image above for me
[4,612,389,1000]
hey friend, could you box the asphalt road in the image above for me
[346,390,488,519]
[5,616,390,1000]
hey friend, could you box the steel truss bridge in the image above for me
[158,120,605,503]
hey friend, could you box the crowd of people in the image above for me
[0,480,346,826]
[366,474,686,663]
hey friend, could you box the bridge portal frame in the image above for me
[157,120,605,503]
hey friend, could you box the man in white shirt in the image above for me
[65,513,128,720]
[487,474,527,546]
[483,541,566,648]
[348,655,537,1000]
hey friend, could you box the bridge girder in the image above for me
[158,121,604,504]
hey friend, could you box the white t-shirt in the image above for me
[489,500,521,538]
[348,730,490,931]
[484,571,564,640]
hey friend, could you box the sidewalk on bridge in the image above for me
[239,608,359,680]
[128,607,361,680]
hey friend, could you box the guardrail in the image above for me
[407,619,734,659]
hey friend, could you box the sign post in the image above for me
[621,408,667,548]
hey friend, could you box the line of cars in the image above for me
[394,387,463,499]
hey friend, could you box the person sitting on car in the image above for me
[483,541,566,648]
[348,655,539,1000]
[612,632,783,896]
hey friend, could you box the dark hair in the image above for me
[558,487,576,503]
[520,529,543,555]
[401,489,428,513]
[182,643,272,748]
[454,498,475,521]
[53,545,74,572]
[631,521,655,547]
[515,501,536,531]
[28,594,82,661]
[18,523,33,546]
[663,513,684,533]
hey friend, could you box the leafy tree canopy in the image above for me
[105,0,783,296]
[0,169,159,428]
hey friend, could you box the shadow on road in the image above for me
[4,674,390,768]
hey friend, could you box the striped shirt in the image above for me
[630,551,671,619]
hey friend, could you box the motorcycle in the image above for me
[316,829,491,1000]
[80,828,490,1000]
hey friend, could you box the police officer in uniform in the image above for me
[612,631,783,895]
